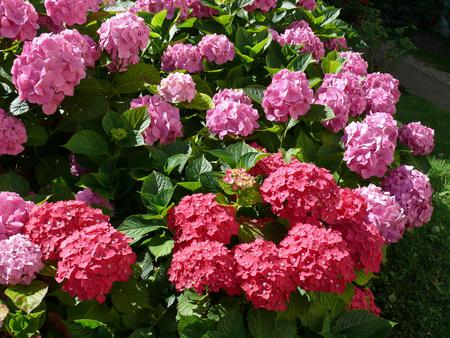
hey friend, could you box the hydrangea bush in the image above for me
[0,0,436,337]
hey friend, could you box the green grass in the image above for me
[373,94,450,338]
[411,49,450,74]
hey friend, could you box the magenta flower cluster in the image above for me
[199,34,236,65]
[0,0,38,41]
[0,108,27,156]
[59,29,101,68]
[339,51,368,77]
[316,86,350,133]
[158,72,197,103]
[363,72,401,115]
[399,122,435,155]
[0,192,33,240]
[44,0,101,27]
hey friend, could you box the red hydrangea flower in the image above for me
[168,240,239,295]
[234,239,297,311]
[167,193,239,244]
[279,222,355,293]
[249,152,288,177]
[23,200,109,260]
[350,287,381,315]
[56,222,136,303]
[260,161,340,224]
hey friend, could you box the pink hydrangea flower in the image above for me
[382,165,433,228]
[364,72,400,115]
[130,95,182,145]
[343,113,398,179]
[399,122,435,155]
[351,287,381,315]
[59,29,101,68]
[45,0,99,26]
[0,0,38,41]
[315,86,350,133]
[56,222,136,303]
[168,240,239,295]
[223,169,256,190]
[234,239,297,311]
[0,192,33,240]
[24,200,110,260]
[161,43,203,73]
[76,188,114,212]
[249,152,287,177]
[158,72,197,103]
[325,37,348,51]
[339,51,368,77]
[37,14,64,33]
[321,72,366,117]
[275,21,325,60]
[280,222,355,293]
[356,184,407,244]
[246,0,277,12]
[12,33,86,115]
[298,0,316,10]
[262,69,314,122]
[167,193,239,244]
[260,161,340,225]
[0,234,43,285]
[0,108,27,155]
[199,34,235,65]
[98,12,149,72]
[213,88,252,105]
[69,154,89,177]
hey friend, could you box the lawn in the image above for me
[373,94,450,337]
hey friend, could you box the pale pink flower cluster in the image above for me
[12,32,86,115]
[246,0,277,12]
[59,29,101,68]
[199,34,235,65]
[382,165,433,228]
[130,95,183,145]
[0,0,38,41]
[325,37,348,51]
[0,192,33,240]
[274,21,325,60]
[357,184,407,243]
[316,86,350,133]
[161,43,203,73]
[262,69,314,122]
[363,72,400,115]
[399,122,435,155]
[158,73,197,103]
[297,0,316,10]
[98,12,150,72]
[207,89,259,138]
[339,51,368,77]
[343,113,398,179]
[0,108,27,155]
[44,0,100,26]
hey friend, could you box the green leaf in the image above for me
[180,93,213,110]
[6,310,45,338]
[111,279,150,314]
[288,53,315,72]
[207,149,236,166]
[304,104,336,122]
[118,215,166,244]
[247,309,276,338]
[238,152,268,169]
[123,106,150,132]
[235,26,254,52]
[177,290,209,319]
[129,328,156,337]
[0,171,29,196]
[145,234,174,259]
[218,308,245,338]
[186,156,213,181]
[5,281,48,314]
[226,142,258,168]
[178,181,202,191]
[270,320,298,338]
[9,97,29,116]
[61,90,108,121]
[166,154,190,175]
[333,310,395,338]
[199,172,222,193]
[64,130,109,156]
[141,171,174,208]
[25,122,48,146]
[243,85,265,104]
[115,63,161,94]
[151,9,167,30]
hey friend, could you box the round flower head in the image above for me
[249,152,288,177]
[262,69,314,122]
[37,13,64,33]
[325,37,348,51]
[45,0,99,26]
[260,161,340,225]
[167,193,239,244]
[298,0,316,10]
[213,88,252,105]
[199,34,235,65]
[343,113,398,179]
[223,169,256,191]
[12,33,86,115]
[382,165,433,228]
[339,51,368,77]
[0,192,34,240]
[76,188,114,212]
[161,43,203,73]
[350,287,381,315]
[56,222,136,303]
[356,184,407,244]
[23,200,109,260]
[399,122,435,156]
[130,95,182,145]
[59,29,101,68]
[275,21,325,60]
[98,12,149,73]
[168,240,239,295]
[0,234,43,285]
[0,108,27,155]
[0,0,39,41]
[234,239,297,311]
[321,72,366,117]
[279,222,355,293]
[316,86,350,133]
[206,99,260,139]
[245,0,277,12]
[364,72,400,115]
[158,72,197,103]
